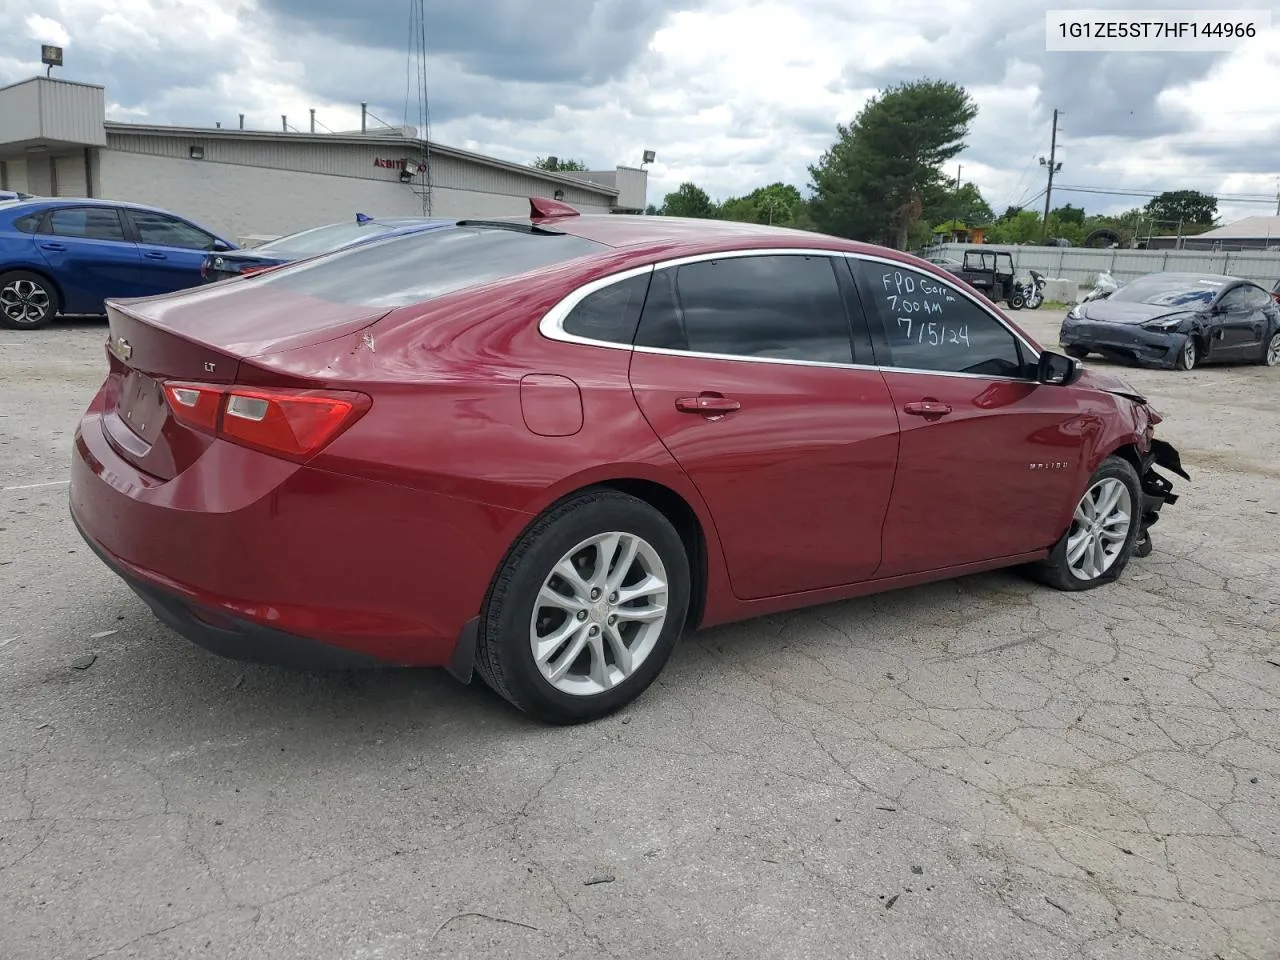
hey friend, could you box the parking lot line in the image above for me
[2,479,70,491]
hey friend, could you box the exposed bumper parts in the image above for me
[1133,438,1188,558]
[1061,318,1187,369]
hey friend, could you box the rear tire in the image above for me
[1007,293,1025,310]
[0,270,60,330]
[1025,456,1143,592]
[474,488,690,724]
[1259,330,1280,366]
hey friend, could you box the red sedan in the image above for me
[70,199,1186,724]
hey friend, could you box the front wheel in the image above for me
[474,489,691,724]
[1064,345,1090,359]
[1025,456,1143,591]
[1175,336,1200,370]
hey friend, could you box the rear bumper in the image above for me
[70,393,527,670]
[1060,317,1185,369]
[73,511,386,669]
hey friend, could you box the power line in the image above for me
[1054,184,1280,205]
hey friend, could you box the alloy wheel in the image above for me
[1066,478,1133,581]
[529,531,669,696]
[1266,332,1280,366]
[0,279,51,326]
[1181,338,1197,370]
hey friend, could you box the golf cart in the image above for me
[950,249,1018,307]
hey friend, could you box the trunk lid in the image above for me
[100,284,391,481]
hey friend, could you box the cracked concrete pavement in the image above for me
[1,311,1277,960]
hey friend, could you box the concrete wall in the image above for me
[0,158,28,192]
[931,242,1280,287]
[98,151,615,241]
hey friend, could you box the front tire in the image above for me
[0,270,60,330]
[1175,336,1199,370]
[1026,456,1143,592]
[1007,293,1025,310]
[474,489,690,724]
[1064,345,1090,359]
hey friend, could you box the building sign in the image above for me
[374,158,427,172]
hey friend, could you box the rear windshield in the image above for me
[256,220,422,257]
[1111,274,1224,307]
[254,224,608,306]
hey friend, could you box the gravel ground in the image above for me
[1,311,1277,960]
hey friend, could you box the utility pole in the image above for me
[1040,109,1062,244]
[954,163,963,223]
[1274,177,1279,215]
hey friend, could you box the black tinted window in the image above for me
[12,213,42,234]
[562,273,651,344]
[129,211,214,249]
[854,260,1026,378]
[48,207,127,242]
[257,225,608,307]
[1222,285,1269,310]
[635,255,854,364]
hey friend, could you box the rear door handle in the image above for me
[903,400,952,417]
[675,395,741,415]
[144,252,168,260]
[39,242,66,252]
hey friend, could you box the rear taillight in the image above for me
[162,382,370,462]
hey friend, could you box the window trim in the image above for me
[537,247,1043,380]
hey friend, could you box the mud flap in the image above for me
[1135,438,1188,559]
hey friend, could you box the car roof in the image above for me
[479,212,910,264]
[0,196,192,218]
[1139,271,1244,284]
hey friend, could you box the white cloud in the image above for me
[24,13,69,48]
[3,0,1278,224]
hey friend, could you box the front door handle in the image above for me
[144,252,168,260]
[40,242,67,252]
[675,395,741,415]
[903,400,952,418]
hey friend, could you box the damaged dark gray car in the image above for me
[1059,271,1280,370]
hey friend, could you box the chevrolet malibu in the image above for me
[70,199,1186,724]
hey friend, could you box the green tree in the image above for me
[808,78,978,249]
[1144,189,1217,226]
[718,182,805,225]
[532,156,588,172]
[660,182,718,218]
[923,180,993,227]
[1052,203,1086,224]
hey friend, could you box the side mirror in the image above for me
[1037,350,1080,386]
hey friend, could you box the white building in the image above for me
[0,76,648,244]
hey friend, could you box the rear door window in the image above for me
[562,273,652,344]
[634,254,857,365]
[47,207,128,242]
[255,224,608,307]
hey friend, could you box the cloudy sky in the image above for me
[2,0,1278,222]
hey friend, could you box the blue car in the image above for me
[0,197,235,330]
[200,214,451,283]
